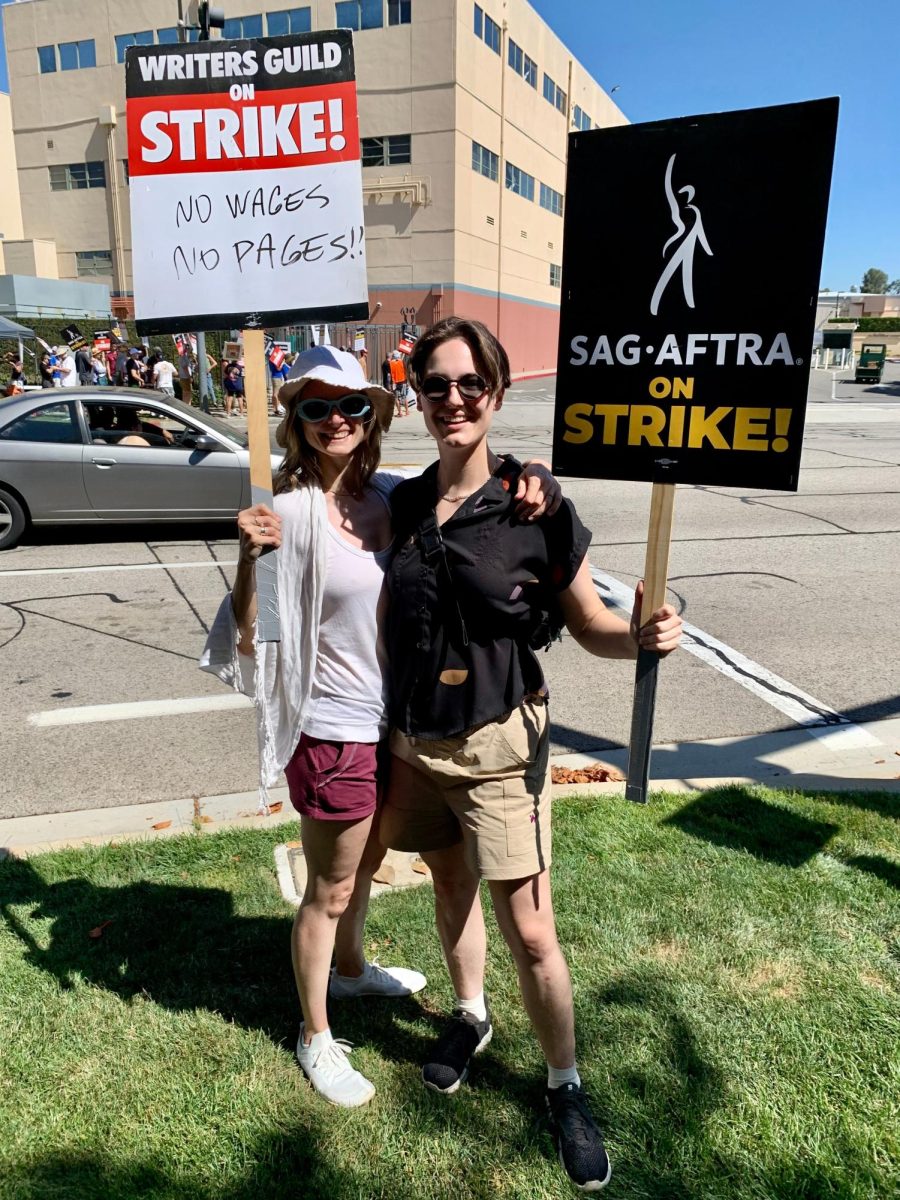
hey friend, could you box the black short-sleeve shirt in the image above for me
[387,460,591,738]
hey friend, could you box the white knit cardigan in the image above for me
[199,472,402,805]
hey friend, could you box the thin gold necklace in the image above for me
[437,454,499,504]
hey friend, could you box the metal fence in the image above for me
[277,322,415,384]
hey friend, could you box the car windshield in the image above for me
[161,397,249,448]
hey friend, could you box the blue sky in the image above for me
[530,0,898,291]
[0,0,895,289]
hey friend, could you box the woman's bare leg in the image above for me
[291,813,374,1034]
[488,871,575,1068]
[422,842,486,1000]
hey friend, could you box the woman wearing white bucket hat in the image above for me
[202,344,562,1108]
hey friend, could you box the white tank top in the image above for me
[301,523,392,743]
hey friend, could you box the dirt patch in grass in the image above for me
[641,937,688,965]
[736,960,805,1000]
[858,969,893,994]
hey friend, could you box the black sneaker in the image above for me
[422,1006,493,1094]
[545,1082,611,1192]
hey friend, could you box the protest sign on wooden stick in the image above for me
[552,98,839,801]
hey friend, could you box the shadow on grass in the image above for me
[1,1129,422,1200]
[0,856,433,1059]
[663,785,840,867]
[810,789,900,820]
[584,968,725,1198]
[845,854,900,890]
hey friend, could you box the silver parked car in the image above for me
[0,388,283,550]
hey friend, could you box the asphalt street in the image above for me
[2,363,898,819]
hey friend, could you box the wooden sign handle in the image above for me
[625,482,676,802]
[243,327,280,643]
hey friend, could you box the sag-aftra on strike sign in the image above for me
[552,99,839,491]
[126,32,369,333]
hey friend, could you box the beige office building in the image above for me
[3,0,624,372]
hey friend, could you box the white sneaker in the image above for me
[329,959,427,1000]
[296,1025,375,1108]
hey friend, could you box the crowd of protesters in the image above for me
[5,332,404,419]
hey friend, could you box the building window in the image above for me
[508,39,537,88]
[474,5,500,53]
[266,7,312,35]
[471,140,498,182]
[387,0,411,23]
[58,39,96,70]
[484,12,501,53]
[336,0,384,30]
[121,160,130,185]
[156,27,180,43]
[49,162,106,191]
[76,250,113,278]
[38,45,57,74]
[361,134,411,166]
[539,183,563,216]
[116,31,153,63]
[223,14,264,38]
[549,263,562,288]
[542,73,566,114]
[505,162,534,201]
[573,105,592,131]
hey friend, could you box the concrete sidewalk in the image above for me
[1,717,897,858]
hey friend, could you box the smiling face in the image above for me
[298,380,371,462]
[419,337,502,452]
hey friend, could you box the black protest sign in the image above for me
[552,98,838,492]
[125,31,369,334]
[60,324,87,351]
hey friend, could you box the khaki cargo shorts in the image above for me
[380,697,552,881]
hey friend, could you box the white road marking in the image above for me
[29,694,252,727]
[1,560,238,579]
[590,567,882,750]
[14,560,880,750]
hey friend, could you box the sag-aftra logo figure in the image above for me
[649,153,713,316]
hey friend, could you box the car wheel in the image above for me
[0,486,27,550]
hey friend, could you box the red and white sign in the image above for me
[93,332,112,353]
[126,32,368,334]
[398,335,416,355]
[172,332,198,357]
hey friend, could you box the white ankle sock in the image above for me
[455,990,487,1023]
[547,1064,581,1089]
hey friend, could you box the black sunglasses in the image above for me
[419,373,488,402]
[296,393,371,423]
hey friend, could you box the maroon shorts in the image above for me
[285,733,383,821]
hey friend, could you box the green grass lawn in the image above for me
[1,784,897,1200]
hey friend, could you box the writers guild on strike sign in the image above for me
[551,99,839,493]
[125,29,369,334]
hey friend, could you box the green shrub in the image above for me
[855,317,900,332]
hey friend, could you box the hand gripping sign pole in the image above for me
[625,483,675,803]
